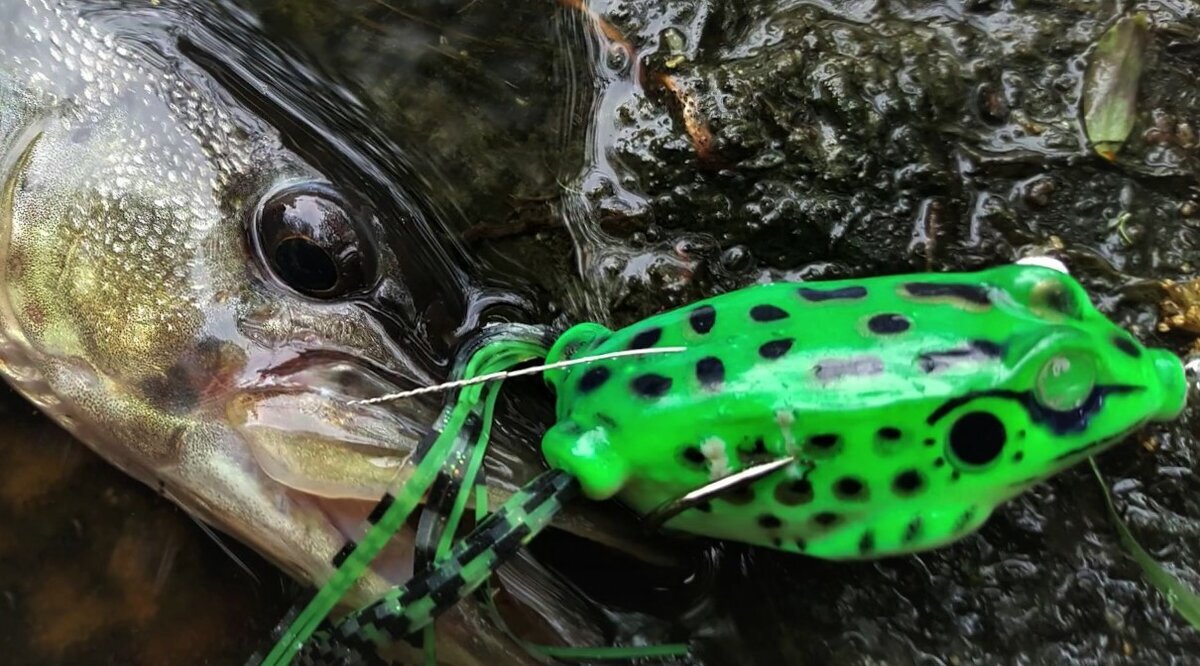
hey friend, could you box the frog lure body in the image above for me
[269,263,1187,665]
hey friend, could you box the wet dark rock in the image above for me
[1024,176,1057,209]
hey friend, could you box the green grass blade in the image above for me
[1090,458,1200,629]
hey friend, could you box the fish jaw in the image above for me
[0,0,438,603]
[0,94,428,602]
[0,316,425,604]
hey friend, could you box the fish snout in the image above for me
[226,359,432,501]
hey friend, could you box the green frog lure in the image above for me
[263,260,1187,665]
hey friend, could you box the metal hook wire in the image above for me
[352,346,687,405]
[642,456,797,532]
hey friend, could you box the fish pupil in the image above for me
[274,237,339,294]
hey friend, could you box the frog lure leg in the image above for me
[270,261,1187,664]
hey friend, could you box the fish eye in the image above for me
[1034,351,1096,412]
[251,184,377,298]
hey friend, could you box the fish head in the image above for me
[0,1,468,598]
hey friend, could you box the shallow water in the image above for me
[3,0,1200,664]
[0,383,293,664]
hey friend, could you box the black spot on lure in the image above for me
[270,264,1186,664]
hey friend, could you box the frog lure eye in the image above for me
[262,262,1187,665]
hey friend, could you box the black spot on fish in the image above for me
[918,340,1004,373]
[771,537,783,548]
[629,327,662,350]
[1114,335,1142,358]
[1013,451,1025,463]
[903,518,923,544]
[868,313,910,334]
[794,537,807,551]
[858,531,875,555]
[878,427,902,441]
[751,304,789,322]
[814,356,883,381]
[798,286,868,302]
[579,366,611,393]
[774,478,814,506]
[689,305,716,334]
[759,339,794,359]
[631,373,672,398]
[813,511,841,527]
[680,446,706,466]
[834,476,867,500]
[951,470,961,481]
[758,514,783,529]
[933,457,945,468]
[949,411,1006,466]
[696,356,725,388]
[904,282,991,306]
[893,469,925,496]
[923,437,935,447]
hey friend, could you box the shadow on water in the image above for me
[0,383,293,664]
[2,0,1200,664]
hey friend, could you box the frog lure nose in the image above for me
[265,262,1189,665]
[1151,348,1188,421]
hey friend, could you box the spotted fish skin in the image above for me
[541,265,1186,559]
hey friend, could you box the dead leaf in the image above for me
[1083,14,1150,161]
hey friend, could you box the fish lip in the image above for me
[253,347,426,399]
[229,353,430,578]
[229,352,429,491]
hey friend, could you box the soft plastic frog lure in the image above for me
[264,261,1187,665]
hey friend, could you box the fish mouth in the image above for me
[228,356,436,586]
